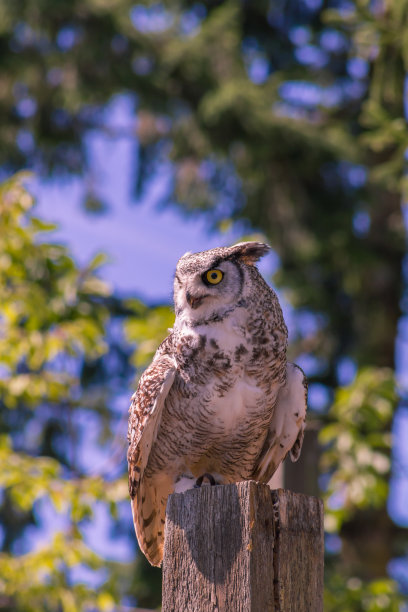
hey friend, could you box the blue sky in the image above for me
[33,96,278,303]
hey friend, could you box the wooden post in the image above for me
[162,481,323,612]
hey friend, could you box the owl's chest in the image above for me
[174,316,248,378]
[172,315,283,425]
[174,312,283,387]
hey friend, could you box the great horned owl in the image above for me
[127,242,307,566]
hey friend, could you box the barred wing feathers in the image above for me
[127,354,176,566]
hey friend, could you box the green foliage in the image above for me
[0,532,117,612]
[0,175,134,610]
[0,173,109,409]
[0,434,127,516]
[325,573,404,612]
[124,301,174,369]
[320,368,396,533]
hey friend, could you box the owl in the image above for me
[127,241,307,566]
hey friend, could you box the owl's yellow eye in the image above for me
[205,269,224,285]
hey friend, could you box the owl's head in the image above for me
[173,241,270,322]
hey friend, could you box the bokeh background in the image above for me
[1,1,408,610]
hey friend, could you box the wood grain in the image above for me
[271,489,324,611]
[162,482,323,611]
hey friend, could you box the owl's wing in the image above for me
[127,353,177,566]
[253,362,307,483]
[127,354,176,498]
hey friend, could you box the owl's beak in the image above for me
[186,291,206,309]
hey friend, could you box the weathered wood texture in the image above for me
[271,489,324,611]
[162,481,323,612]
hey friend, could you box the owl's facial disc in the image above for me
[185,268,223,308]
[174,257,245,321]
[184,266,227,310]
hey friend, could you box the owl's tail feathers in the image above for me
[131,477,172,567]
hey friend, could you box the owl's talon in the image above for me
[194,473,216,488]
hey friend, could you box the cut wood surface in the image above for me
[162,481,323,612]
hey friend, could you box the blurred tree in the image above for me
[1,0,408,609]
[0,174,163,610]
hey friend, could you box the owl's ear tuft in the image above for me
[229,241,270,265]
